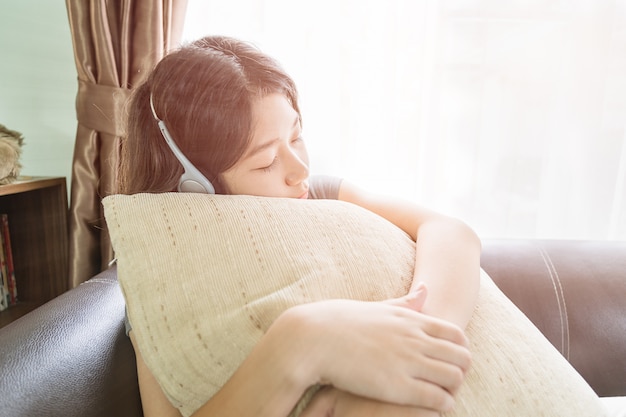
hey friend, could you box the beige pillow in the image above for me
[103,193,608,417]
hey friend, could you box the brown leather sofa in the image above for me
[1,239,625,417]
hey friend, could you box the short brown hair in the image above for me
[118,36,300,194]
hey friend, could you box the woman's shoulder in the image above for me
[309,175,343,200]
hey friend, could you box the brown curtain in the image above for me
[65,0,188,287]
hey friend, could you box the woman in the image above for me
[118,35,481,417]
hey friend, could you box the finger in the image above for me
[420,336,473,374]
[410,354,467,395]
[381,375,456,412]
[418,316,469,348]
[408,378,456,412]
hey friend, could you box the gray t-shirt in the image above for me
[124,174,342,336]
[308,175,342,200]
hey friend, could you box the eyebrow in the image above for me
[244,116,300,159]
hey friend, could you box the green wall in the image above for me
[0,2,77,192]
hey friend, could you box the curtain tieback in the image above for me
[76,80,131,137]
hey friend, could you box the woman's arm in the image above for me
[130,332,182,417]
[338,180,481,329]
[301,387,439,417]
[132,291,469,417]
[131,312,313,417]
[133,180,477,417]
[299,180,480,417]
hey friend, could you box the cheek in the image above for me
[218,168,245,195]
[214,176,231,195]
[219,169,271,197]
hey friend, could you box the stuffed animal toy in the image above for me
[0,124,24,185]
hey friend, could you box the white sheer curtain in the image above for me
[183,0,626,241]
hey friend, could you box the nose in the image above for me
[285,149,309,186]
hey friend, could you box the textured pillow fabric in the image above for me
[103,193,608,417]
[104,193,415,415]
[457,275,608,416]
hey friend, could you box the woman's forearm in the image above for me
[336,180,481,330]
[139,289,470,417]
[192,308,313,417]
[411,217,481,329]
[198,298,471,416]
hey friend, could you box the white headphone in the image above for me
[149,94,216,194]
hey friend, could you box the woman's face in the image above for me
[220,93,310,198]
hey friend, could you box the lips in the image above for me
[298,191,309,199]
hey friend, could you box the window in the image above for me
[184,0,626,240]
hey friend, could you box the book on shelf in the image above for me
[0,286,7,311]
[0,218,8,311]
[0,213,17,311]
[2,214,17,305]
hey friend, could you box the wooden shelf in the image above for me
[0,302,39,328]
[0,176,69,328]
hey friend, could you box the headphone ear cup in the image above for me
[153,120,216,194]
[178,174,216,194]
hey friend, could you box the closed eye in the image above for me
[259,157,278,172]
[256,135,303,172]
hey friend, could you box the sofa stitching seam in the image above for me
[538,246,570,360]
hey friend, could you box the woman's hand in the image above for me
[300,386,440,417]
[284,287,471,412]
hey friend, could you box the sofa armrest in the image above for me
[481,239,626,397]
[0,266,142,417]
